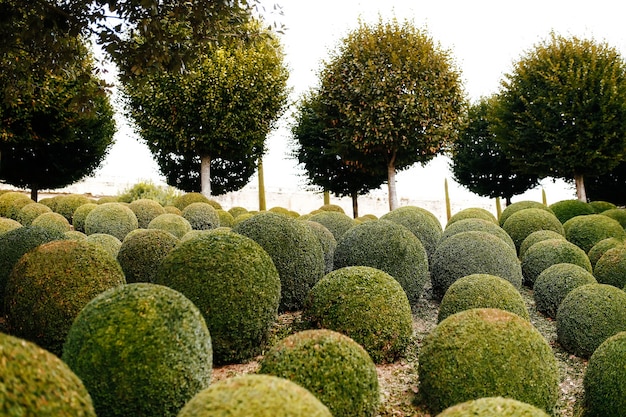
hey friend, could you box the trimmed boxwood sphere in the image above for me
[4,240,126,356]
[333,219,429,305]
[0,332,96,416]
[233,212,324,312]
[588,200,617,213]
[594,245,626,288]
[148,213,193,238]
[0,217,22,234]
[438,274,529,322]
[228,206,248,218]
[304,220,337,274]
[583,331,626,417]
[54,194,92,222]
[533,263,597,319]
[499,200,553,227]
[601,208,626,228]
[556,283,626,358]
[563,214,626,253]
[418,308,559,415]
[72,203,98,233]
[0,191,34,220]
[502,208,565,254]
[155,230,280,365]
[519,229,567,259]
[308,210,358,241]
[31,211,71,234]
[128,198,165,228]
[303,266,413,364]
[588,237,624,269]
[430,231,522,300]
[216,209,234,227]
[258,329,380,417]
[436,397,550,417]
[84,202,139,240]
[549,199,594,223]
[177,374,332,417]
[182,202,220,230]
[17,202,51,226]
[439,218,515,252]
[172,192,211,211]
[117,228,180,283]
[84,233,122,258]
[62,283,212,417]
[447,207,498,226]
[520,238,592,287]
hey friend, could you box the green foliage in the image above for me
[16,202,51,226]
[258,329,380,417]
[147,213,193,239]
[308,210,357,241]
[588,237,624,268]
[502,208,565,254]
[71,203,98,233]
[216,209,234,227]
[533,263,597,319]
[4,240,125,356]
[549,199,595,223]
[583,331,626,417]
[177,374,332,417]
[228,206,248,218]
[84,233,122,258]
[438,274,529,322]
[128,198,165,228]
[84,202,139,240]
[430,231,522,300]
[333,220,429,305]
[564,214,626,253]
[593,245,626,288]
[447,207,498,226]
[600,208,626,228]
[117,229,179,284]
[499,200,552,227]
[233,212,325,312]
[172,192,211,211]
[418,308,559,415]
[0,217,22,234]
[588,200,617,213]
[304,221,337,274]
[117,181,181,206]
[319,204,345,213]
[30,212,71,234]
[0,192,34,220]
[0,332,96,416]
[155,230,280,365]
[521,238,592,287]
[303,266,413,364]
[436,397,550,417]
[519,229,567,260]
[586,160,626,205]
[96,196,119,204]
[182,202,220,230]
[440,218,516,253]
[62,283,212,417]
[65,230,87,240]
[54,194,93,222]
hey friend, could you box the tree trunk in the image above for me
[575,173,587,202]
[444,178,451,221]
[351,191,359,218]
[324,191,330,205]
[258,158,266,211]
[30,187,38,202]
[387,155,398,212]
[200,155,211,197]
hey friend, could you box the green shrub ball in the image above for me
[4,240,125,356]
[177,374,332,417]
[438,274,529,322]
[117,228,180,283]
[499,200,553,227]
[549,199,594,223]
[233,212,325,312]
[182,202,220,230]
[520,238,592,287]
[155,230,281,365]
[0,191,34,219]
[436,397,550,417]
[0,332,96,416]
[593,245,626,288]
[303,266,413,364]
[502,208,564,254]
[16,202,51,226]
[84,202,139,240]
[54,194,92,222]
[259,329,380,417]
[333,219,429,305]
[31,211,71,234]
[308,210,358,241]
[430,231,522,300]
[563,214,626,253]
[148,213,193,238]
[0,217,22,234]
[171,192,212,211]
[439,218,515,252]
[304,220,337,274]
[588,237,624,269]
[62,283,212,417]
[447,207,498,226]
[128,198,165,228]
[601,208,626,228]
[216,209,234,227]
[533,263,597,319]
[418,308,559,415]
[72,203,98,233]
[556,283,626,358]
[84,233,122,258]
[588,200,617,213]
[583,331,626,417]
[519,229,567,260]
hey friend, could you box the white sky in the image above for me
[90,0,626,206]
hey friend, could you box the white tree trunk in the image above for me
[575,173,587,202]
[388,162,398,211]
[200,155,211,197]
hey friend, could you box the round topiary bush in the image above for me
[520,238,592,287]
[72,203,98,233]
[258,329,379,417]
[163,205,182,215]
[96,195,119,204]
[147,213,193,238]
[319,203,345,213]
[308,210,357,241]
[303,266,413,364]
[171,192,211,211]
[0,191,34,219]
[583,331,626,417]
[216,209,234,227]
[380,205,443,265]
[16,202,51,226]
[499,200,553,227]
[0,217,22,234]
[519,229,567,259]
[0,332,96,416]
[593,245,626,288]
[84,233,122,258]
[233,212,324,312]
[502,208,565,254]
[30,211,71,234]
[601,208,626,228]
[182,202,220,230]
[418,308,559,415]
[38,195,62,212]
[84,202,139,241]
[304,220,337,274]
[435,397,551,417]
[128,198,165,228]
[4,239,126,356]
[232,212,254,226]
[563,214,626,253]
[177,374,332,417]
[549,199,594,223]
[430,231,522,300]
[228,206,248,218]
[556,283,626,358]
[117,228,180,283]
[439,218,515,252]
[438,274,529,323]
[588,200,617,213]
[588,237,624,269]
[54,194,92,222]
[65,230,87,240]
[533,263,597,319]
[447,207,498,227]
[62,283,213,417]
[155,230,280,365]
[333,220,429,305]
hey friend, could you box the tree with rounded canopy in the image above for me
[492,33,626,201]
[123,19,289,197]
[450,97,540,205]
[318,18,465,210]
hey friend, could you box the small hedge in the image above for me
[0,217,22,234]
[4,239,126,356]
[304,220,337,274]
[548,199,594,223]
[171,192,212,211]
[117,228,180,283]
[519,229,567,259]
[177,374,332,417]
[303,266,413,364]
[62,283,212,417]
[308,211,357,241]
[16,202,51,226]
[502,208,565,254]
[447,207,498,226]
[417,308,559,415]
[65,230,87,240]
[563,214,626,253]
[258,329,380,417]
[430,231,522,300]
[155,230,281,365]
[593,245,626,288]
[556,283,626,358]
[84,233,122,258]
[233,212,325,312]
[0,191,34,219]
[436,397,550,417]
[84,202,139,240]
[583,331,626,417]
[600,208,626,228]
[147,213,193,238]
[588,238,624,269]
[438,274,529,322]
[520,238,592,287]
[72,203,98,233]
[439,218,515,253]
[588,200,617,213]
[54,194,92,222]
[30,211,71,234]
[181,202,220,230]
[128,198,165,228]
[228,206,248,218]
[499,200,553,227]
[333,220,429,305]
[533,263,597,319]
[216,209,234,227]
[0,332,96,416]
